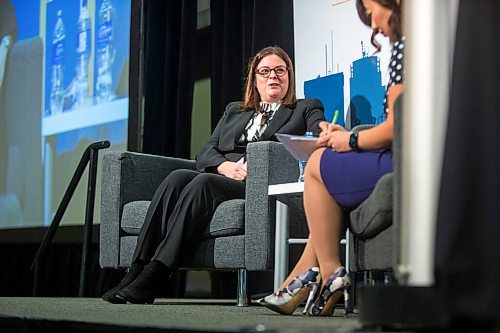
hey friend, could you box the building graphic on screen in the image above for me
[304,72,344,126]
[348,42,386,127]
[303,41,386,128]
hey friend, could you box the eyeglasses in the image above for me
[255,65,289,78]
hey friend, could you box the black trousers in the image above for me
[132,169,246,270]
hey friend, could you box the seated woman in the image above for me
[259,0,405,316]
[102,45,325,304]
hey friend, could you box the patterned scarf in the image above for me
[239,102,281,143]
[258,102,280,125]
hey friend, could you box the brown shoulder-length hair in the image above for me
[356,0,403,52]
[241,46,296,111]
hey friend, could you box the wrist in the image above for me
[349,132,359,151]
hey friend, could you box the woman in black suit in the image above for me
[102,45,325,304]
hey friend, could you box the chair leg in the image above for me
[236,268,249,307]
[345,274,356,316]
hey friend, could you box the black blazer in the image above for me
[196,98,325,172]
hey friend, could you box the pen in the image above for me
[332,109,339,124]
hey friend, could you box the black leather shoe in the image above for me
[102,262,144,304]
[116,285,155,304]
[115,270,157,304]
[115,261,171,304]
[102,287,127,304]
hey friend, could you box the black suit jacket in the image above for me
[196,98,325,172]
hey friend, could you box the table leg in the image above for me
[274,200,289,290]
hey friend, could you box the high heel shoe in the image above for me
[259,267,321,315]
[308,266,350,316]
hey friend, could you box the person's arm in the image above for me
[357,84,404,150]
[195,102,248,181]
[195,104,232,172]
[303,98,327,134]
[317,84,404,151]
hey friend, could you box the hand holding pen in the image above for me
[318,110,348,148]
[319,110,344,135]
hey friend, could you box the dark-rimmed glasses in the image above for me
[255,66,288,78]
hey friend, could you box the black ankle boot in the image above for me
[102,261,145,304]
[116,261,171,304]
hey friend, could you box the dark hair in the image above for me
[241,46,296,111]
[356,0,403,52]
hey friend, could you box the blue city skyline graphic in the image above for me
[304,41,386,128]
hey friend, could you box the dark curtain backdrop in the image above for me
[435,0,500,330]
[210,0,295,129]
[141,0,197,158]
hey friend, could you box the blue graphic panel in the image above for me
[304,73,344,125]
[11,0,39,40]
[349,55,386,128]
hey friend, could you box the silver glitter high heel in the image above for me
[259,267,321,315]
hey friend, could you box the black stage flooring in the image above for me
[0,298,362,333]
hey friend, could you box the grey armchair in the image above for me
[99,141,301,306]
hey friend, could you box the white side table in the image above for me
[268,182,349,291]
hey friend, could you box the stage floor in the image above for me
[0,297,361,332]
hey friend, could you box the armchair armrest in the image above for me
[244,141,298,271]
[99,151,196,268]
[352,124,376,133]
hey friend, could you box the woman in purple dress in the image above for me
[260,0,405,316]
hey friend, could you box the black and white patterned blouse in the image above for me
[383,36,405,114]
[239,102,280,143]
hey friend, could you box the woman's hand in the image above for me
[217,161,247,181]
[318,121,345,137]
[318,130,352,152]
[317,121,351,152]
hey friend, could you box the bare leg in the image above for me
[277,237,318,290]
[260,149,345,315]
[303,148,343,285]
[275,148,344,290]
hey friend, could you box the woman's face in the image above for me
[362,0,394,38]
[255,54,289,103]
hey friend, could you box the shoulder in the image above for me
[224,101,245,114]
[390,38,405,62]
[294,98,324,110]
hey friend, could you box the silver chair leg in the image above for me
[236,268,249,307]
[344,231,351,316]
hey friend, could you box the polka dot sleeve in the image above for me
[383,37,405,113]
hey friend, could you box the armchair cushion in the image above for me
[121,201,149,234]
[121,199,245,239]
[202,199,245,239]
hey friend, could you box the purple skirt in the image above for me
[320,149,393,210]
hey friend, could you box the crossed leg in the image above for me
[277,148,345,290]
